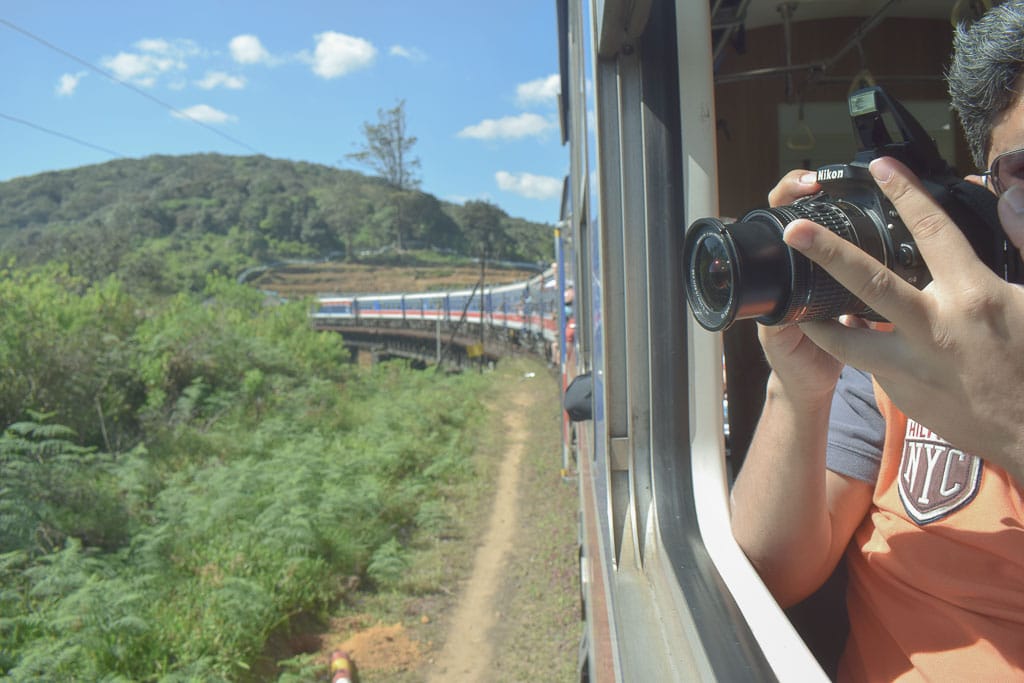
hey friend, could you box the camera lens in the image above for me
[683,216,792,331]
[692,233,733,313]
[682,201,886,331]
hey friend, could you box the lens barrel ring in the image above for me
[740,202,864,326]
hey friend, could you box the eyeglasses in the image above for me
[980,147,1024,196]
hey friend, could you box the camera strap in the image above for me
[945,179,1023,283]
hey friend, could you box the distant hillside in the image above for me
[0,154,554,296]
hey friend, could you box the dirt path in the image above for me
[425,389,532,682]
[311,361,577,682]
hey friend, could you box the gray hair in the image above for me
[947,0,1024,168]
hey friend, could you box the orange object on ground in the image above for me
[330,650,354,683]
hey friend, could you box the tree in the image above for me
[320,178,373,261]
[459,200,512,260]
[403,192,462,249]
[346,100,421,250]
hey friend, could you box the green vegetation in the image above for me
[0,154,565,679]
[271,357,579,683]
[0,265,493,679]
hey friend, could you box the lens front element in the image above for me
[693,233,733,314]
[683,219,741,331]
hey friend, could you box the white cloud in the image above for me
[309,31,376,79]
[516,74,560,107]
[389,44,427,62]
[197,71,246,90]
[101,38,198,87]
[230,34,272,65]
[102,52,175,86]
[495,171,562,200]
[135,38,171,54]
[56,71,87,96]
[457,113,554,140]
[173,104,237,124]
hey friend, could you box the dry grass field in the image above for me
[251,261,540,299]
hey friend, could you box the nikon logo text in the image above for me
[817,167,845,181]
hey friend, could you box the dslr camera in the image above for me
[682,86,1020,332]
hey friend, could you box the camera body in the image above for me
[682,86,1015,332]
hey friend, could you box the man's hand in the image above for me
[784,156,1024,482]
[757,170,844,407]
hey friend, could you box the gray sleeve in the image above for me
[825,366,885,484]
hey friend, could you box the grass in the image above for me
[487,360,581,683]
[281,355,581,682]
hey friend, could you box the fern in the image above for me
[367,538,409,590]
[0,415,114,555]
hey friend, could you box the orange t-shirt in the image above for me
[838,387,1024,681]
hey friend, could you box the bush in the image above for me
[0,271,488,678]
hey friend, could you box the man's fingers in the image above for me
[782,219,929,335]
[868,157,984,282]
[797,320,908,378]
[768,169,819,207]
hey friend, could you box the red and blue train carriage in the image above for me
[310,268,563,352]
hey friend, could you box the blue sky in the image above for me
[0,1,566,225]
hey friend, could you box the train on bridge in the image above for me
[310,265,571,367]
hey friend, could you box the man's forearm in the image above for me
[730,373,835,606]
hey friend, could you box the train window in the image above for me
[777,100,954,175]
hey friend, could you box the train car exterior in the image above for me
[557,0,972,681]
[315,297,354,319]
[358,293,404,321]
[311,267,564,345]
[489,281,526,331]
[403,291,444,322]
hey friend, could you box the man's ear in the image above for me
[964,173,988,189]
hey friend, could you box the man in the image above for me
[730,2,1024,680]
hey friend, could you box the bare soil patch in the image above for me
[320,617,423,676]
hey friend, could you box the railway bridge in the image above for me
[312,319,549,370]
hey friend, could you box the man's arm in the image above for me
[729,170,875,607]
[731,371,873,608]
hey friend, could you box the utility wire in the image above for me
[0,112,123,158]
[0,17,263,155]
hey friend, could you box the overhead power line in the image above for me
[0,17,262,155]
[0,111,123,158]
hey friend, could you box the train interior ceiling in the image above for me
[706,0,976,676]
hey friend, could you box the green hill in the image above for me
[0,153,554,296]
